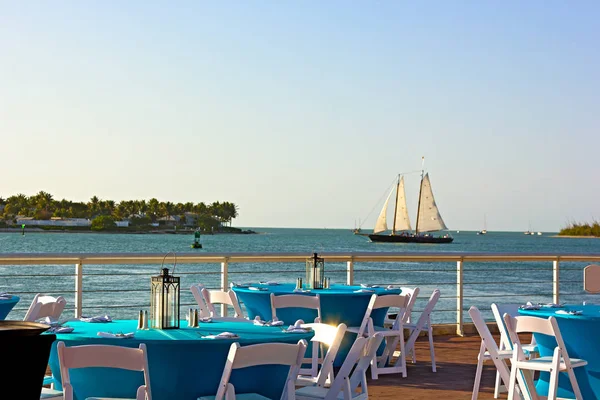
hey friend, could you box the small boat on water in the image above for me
[359,158,453,244]
[477,214,488,235]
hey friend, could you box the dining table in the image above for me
[232,282,402,365]
[0,295,20,320]
[518,304,600,399]
[46,319,313,400]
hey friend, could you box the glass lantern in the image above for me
[150,267,180,329]
[305,252,325,289]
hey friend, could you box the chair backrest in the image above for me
[405,289,440,352]
[201,288,244,318]
[357,293,409,335]
[469,306,511,386]
[57,342,151,400]
[399,286,420,323]
[215,340,307,400]
[584,264,600,293]
[325,334,384,400]
[190,284,211,317]
[270,293,322,323]
[23,294,67,322]
[301,322,348,386]
[491,303,522,350]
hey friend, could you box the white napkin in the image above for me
[293,288,311,293]
[259,281,279,285]
[97,332,134,338]
[540,303,564,308]
[199,317,213,323]
[204,332,239,339]
[230,282,250,288]
[253,316,284,326]
[0,292,13,300]
[556,310,583,315]
[47,326,74,334]
[286,320,311,333]
[385,285,397,290]
[80,315,113,323]
[519,302,540,310]
[354,289,375,293]
[248,287,268,291]
[360,284,380,288]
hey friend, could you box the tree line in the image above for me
[0,191,238,229]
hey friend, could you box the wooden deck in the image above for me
[368,334,508,399]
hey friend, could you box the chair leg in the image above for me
[547,348,561,400]
[428,323,436,372]
[471,341,486,400]
[507,352,520,400]
[566,364,584,400]
[493,369,504,398]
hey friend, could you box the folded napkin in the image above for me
[80,315,112,323]
[253,316,284,326]
[519,302,540,311]
[199,317,213,323]
[230,282,250,288]
[293,288,311,293]
[97,332,134,339]
[285,320,312,333]
[47,326,74,334]
[259,281,279,285]
[0,292,13,300]
[204,332,239,339]
[354,289,375,293]
[385,285,397,290]
[540,303,564,308]
[556,310,583,315]
[360,284,380,288]
[248,287,268,291]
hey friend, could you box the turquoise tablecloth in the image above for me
[232,283,401,365]
[0,296,20,320]
[47,319,313,400]
[519,304,600,399]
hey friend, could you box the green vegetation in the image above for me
[0,191,239,232]
[559,221,600,237]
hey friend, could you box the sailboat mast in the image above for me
[415,157,425,235]
[391,175,400,235]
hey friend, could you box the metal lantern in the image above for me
[150,254,180,329]
[305,252,325,289]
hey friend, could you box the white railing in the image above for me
[1,251,600,335]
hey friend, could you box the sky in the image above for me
[1,1,599,231]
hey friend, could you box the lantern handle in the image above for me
[161,251,177,276]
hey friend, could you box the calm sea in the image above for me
[1,228,599,324]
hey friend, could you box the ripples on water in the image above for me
[1,228,599,323]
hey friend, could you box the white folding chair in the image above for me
[296,323,347,387]
[504,314,587,400]
[401,289,440,372]
[348,293,409,379]
[584,264,600,293]
[190,284,211,318]
[201,287,245,321]
[199,339,307,400]
[295,334,385,400]
[469,306,515,400]
[57,341,152,400]
[491,303,539,397]
[24,294,67,323]
[270,293,322,324]
[384,286,420,363]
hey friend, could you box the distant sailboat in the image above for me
[477,214,488,235]
[365,160,453,244]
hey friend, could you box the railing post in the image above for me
[75,262,83,318]
[221,259,229,317]
[456,260,464,336]
[347,259,354,285]
[553,259,560,305]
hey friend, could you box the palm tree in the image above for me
[88,196,101,217]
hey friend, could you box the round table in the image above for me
[519,304,600,399]
[0,296,20,320]
[47,319,313,400]
[232,283,402,365]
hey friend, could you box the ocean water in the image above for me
[1,228,599,324]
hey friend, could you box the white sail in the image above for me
[416,173,448,232]
[393,176,412,232]
[374,187,394,234]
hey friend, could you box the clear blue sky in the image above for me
[1,1,598,231]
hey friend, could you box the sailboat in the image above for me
[366,167,453,244]
[477,214,488,235]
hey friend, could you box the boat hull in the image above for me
[368,234,454,244]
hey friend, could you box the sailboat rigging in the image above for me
[477,214,487,235]
[362,159,453,244]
